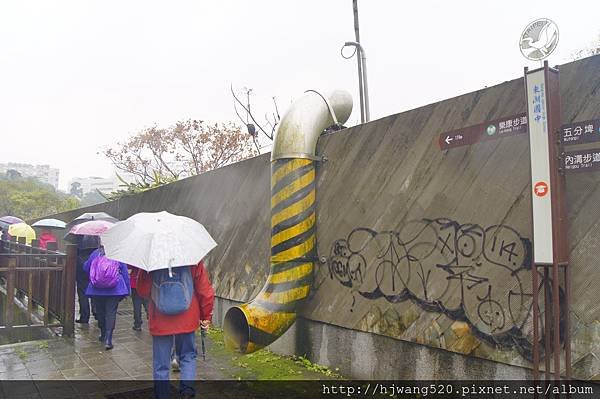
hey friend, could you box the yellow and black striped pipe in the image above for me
[223,90,352,354]
[225,158,316,353]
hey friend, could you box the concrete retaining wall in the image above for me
[44,55,600,379]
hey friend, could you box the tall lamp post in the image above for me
[342,0,370,123]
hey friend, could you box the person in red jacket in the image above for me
[38,229,57,249]
[136,261,214,399]
[128,265,148,331]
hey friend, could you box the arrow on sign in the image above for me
[437,112,528,151]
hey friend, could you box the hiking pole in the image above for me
[200,327,207,361]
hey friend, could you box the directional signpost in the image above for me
[525,62,570,383]
[559,118,600,175]
[439,116,600,153]
[518,15,572,383]
[436,19,576,382]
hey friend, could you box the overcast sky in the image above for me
[1,1,598,190]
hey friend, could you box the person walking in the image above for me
[83,246,131,350]
[137,260,214,399]
[75,243,96,324]
[128,265,148,331]
[38,229,57,249]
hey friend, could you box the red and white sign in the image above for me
[534,181,549,197]
[526,68,553,264]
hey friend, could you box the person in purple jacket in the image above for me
[83,246,131,350]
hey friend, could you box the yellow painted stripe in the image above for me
[244,303,295,321]
[271,168,315,208]
[271,159,311,187]
[244,304,296,331]
[271,234,315,263]
[268,262,313,284]
[271,190,315,228]
[259,285,310,304]
[271,212,315,248]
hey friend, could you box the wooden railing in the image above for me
[0,237,76,337]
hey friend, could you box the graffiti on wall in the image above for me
[327,218,563,360]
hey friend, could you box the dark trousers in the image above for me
[76,281,90,322]
[94,296,121,336]
[131,288,148,328]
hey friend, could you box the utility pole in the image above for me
[353,0,365,123]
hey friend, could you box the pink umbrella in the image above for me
[67,220,115,237]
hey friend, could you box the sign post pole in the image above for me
[524,61,570,382]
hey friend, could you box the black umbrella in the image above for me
[74,234,101,249]
[201,328,207,361]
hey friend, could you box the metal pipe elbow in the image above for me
[271,90,353,161]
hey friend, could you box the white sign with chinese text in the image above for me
[526,68,553,264]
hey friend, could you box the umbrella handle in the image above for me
[200,329,207,361]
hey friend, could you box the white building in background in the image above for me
[0,162,60,189]
[68,175,122,196]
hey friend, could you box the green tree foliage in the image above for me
[6,169,22,180]
[0,174,79,220]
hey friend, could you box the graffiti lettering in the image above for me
[327,218,564,360]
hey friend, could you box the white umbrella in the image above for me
[32,218,67,229]
[100,211,217,273]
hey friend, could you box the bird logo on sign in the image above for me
[534,181,549,197]
[519,18,559,61]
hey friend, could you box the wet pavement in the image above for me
[0,304,229,382]
[0,301,334,398]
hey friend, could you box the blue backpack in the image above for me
[151,266,193,315]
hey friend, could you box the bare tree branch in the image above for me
[273,96,280,120]
[572,34,600,60]
[230,84,277,140]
